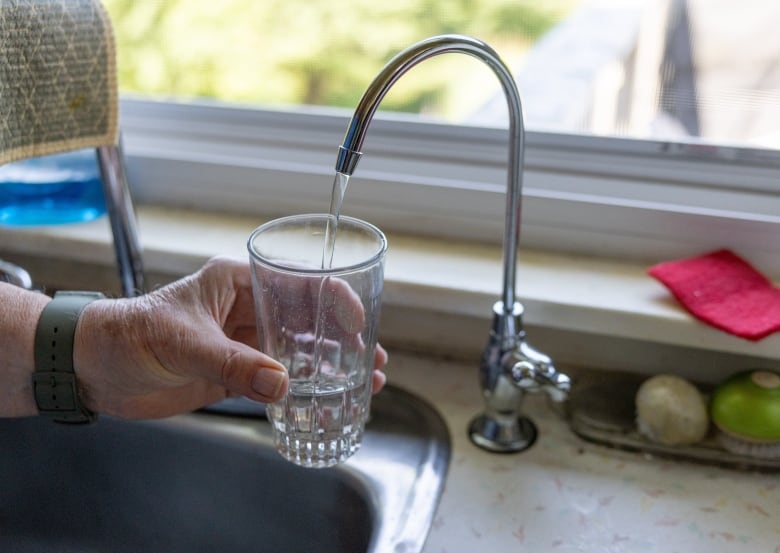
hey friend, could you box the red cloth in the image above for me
[648,249,780,341]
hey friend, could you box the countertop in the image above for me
[385,351,780,553]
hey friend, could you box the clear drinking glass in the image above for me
[247,214,387,468]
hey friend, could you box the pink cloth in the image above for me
[648,249,780,341]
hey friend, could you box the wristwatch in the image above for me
[33,291,105,423]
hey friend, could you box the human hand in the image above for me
[74,257,387,419]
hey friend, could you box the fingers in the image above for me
[198,256,257,334]
[257,268,367,340]
[226,346,288,402]
[225,346,288,403]
[195,257,380,401]
[187,335,288,403]
[371,344,389,393]
[249,364,289,401]
[372,370,386,392]
[375,343,388,370]
[193,258,289,401]
[317,276,366,336]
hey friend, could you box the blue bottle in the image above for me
[0,149,106,226]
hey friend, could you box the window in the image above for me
[104,0,780,272]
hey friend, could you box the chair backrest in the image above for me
[0,0,144,296]
[0,0,119,165]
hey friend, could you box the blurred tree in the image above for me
[103,0,576,117]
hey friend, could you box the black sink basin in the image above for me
[0,385,450,553]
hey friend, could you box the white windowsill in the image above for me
[3,204,779,373]
[121,98,780,277]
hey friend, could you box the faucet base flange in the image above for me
[468,414,537,453]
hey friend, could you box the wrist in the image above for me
[0,283,51,417]
[73,295,147,418]
[72,297,117,416]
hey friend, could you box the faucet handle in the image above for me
[508,345,571,404]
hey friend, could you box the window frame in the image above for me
[120,97,780,273]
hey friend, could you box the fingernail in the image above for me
[252,367,287,399]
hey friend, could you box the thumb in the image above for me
[195,338,288,403]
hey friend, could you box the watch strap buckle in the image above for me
[33,371,96,423]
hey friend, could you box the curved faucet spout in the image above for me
[337,35,568,453]
[335,34,524,312]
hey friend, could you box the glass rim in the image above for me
[247,213,387,275]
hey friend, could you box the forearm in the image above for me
[0,282,51,417]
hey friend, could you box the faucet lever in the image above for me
[517,362,572,404]
[509,344,571,404]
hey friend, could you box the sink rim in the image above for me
[198,383,452,553]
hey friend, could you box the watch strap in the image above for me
[33,291,105,423]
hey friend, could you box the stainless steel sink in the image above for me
[0,385,450,553]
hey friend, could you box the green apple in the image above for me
[710,370,780,441]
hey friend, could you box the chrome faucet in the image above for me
[335,34,571,452]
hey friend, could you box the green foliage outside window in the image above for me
[103,0,575,118]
